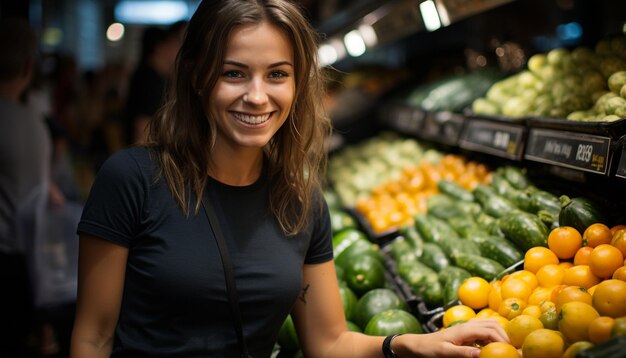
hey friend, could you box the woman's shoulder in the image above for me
[98,146,158,182]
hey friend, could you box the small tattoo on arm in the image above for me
[299,284,310,304]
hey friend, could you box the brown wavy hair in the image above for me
[147,0,330,235]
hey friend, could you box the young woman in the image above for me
[70,1,508,357]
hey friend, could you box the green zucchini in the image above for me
[438,265,472,285]
[501,166,530,190]
[530,190,561,216]
[420,242,450,271]
[498,211,549,251]
[428,203,470,221]
[414,214,459,243]
[454,252,506,281]
[559,195,608,234]
[473,185,516,218]
[443,274,467,305]
[398,225,424,258]
[469,235,523,268]
[438,236,481,260]
[476,213,506,237]
[447,216,483,238]
[438,180,475,202]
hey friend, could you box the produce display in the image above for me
[328,132,438,207]
[471,34,626,121]
[403,68,502,113]
[440,223,626,357]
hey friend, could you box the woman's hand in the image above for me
[394,318,510,357]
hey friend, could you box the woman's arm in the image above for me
[70,235,129,358]
[292,260,509,358]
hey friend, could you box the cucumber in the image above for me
[469,235,523,268]
[443,274,466,305]
[388,236,415,263]
[454,252,506,281]
[491,174,524,204]
[446,216,483,238]
[559,195,608,234]
[530,190,561,216]
[438,265,472,286]
[501,166,530,190]
[399,225,424,257]
[438,180,474,202]
[473,185,516,218]
[438,236,481,261]
[414,214,459,243]
[413,274,443,308]
[476,212,506,238]
[420,242,450,271]
[498,211,549,251]
[428,203,470,221]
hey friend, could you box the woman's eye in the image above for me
[223,70,243,78]
[269,71,289,79]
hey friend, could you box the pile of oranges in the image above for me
[354,154,491,233]
[442,223,626,358]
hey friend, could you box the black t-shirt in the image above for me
[77,147,333,357]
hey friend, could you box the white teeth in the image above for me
[233,112,270,125]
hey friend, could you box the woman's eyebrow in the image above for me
[223,60,293,68]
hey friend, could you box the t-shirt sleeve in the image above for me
[77,149,146,247]
[304,196,334,264]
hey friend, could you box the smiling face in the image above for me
[206,21,295,155]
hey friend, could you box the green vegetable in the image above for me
[454,253,506,281]
[499,211,549,251]
[437,180,475,202]
[558,195,608,234]
[469,235,524,268]
[414,214,459,243]
[420,242,450,271]
[473,185,517,218]
[344,255,386,296]
[354,288,407,329]
[364,309,423,336]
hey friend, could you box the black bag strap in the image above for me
[201,197,249,358]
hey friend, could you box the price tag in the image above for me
[458,119,525,160]
[384,105,425,136]
[421,112,465,145]
[616,144,626,179]
[525,129,611,175]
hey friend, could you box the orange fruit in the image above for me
[458,277,491,310]
[613,266,626,281]
[562,341,594,358]
[583,223,613,247]
[610,225,626,236]
[522,328,564,358]
[555,286,592,312]
[592,279,626,318]
[559,261,574,270]
[558,301,600,343]
[509,270,538,290]
[573,246,594,266]
[498,297,527,320]
[500,277,532,301]
[611,230,626,257]
[550,284,568,302]
[528,287,552,306]
[478,342,521,358]
[505,314,544,348]
[535,264,565,288]
[443,305,476,328]
[522,305,542,319]
[539,300,555,314]
[524,247,559,274]
[476,308,497,318]
[488,285,503,312]
[589,244,624,278]
[562,265,601,289]
[548,226,583,259]
[588,316,615,344]
[587,284,598,296]
[490,315,510,330]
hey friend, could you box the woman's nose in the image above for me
[243,78,268,105]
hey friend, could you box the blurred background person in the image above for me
[123,21,186,146]
[0,17,51,357]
